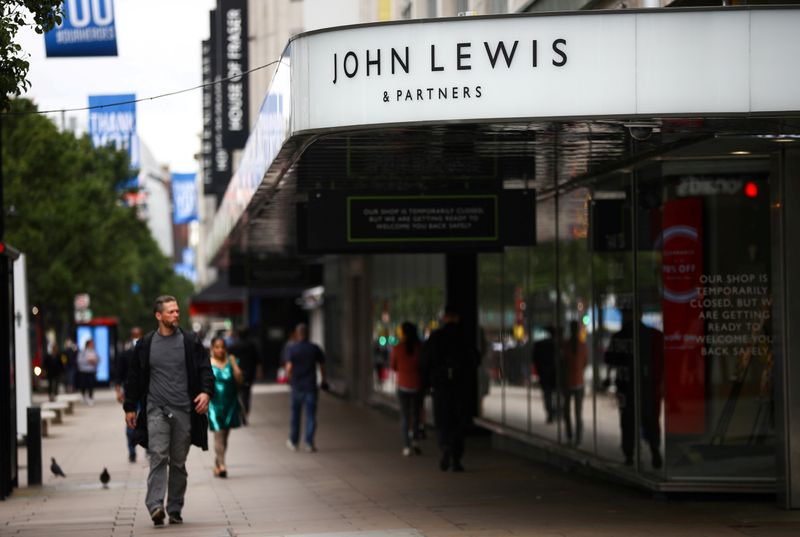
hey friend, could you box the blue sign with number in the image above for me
[45,0,118,57]
[172,173,199,224]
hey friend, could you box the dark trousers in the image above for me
[432,388,466,462]
[79,372,94,398]
[563,387,585,444]
[397,390,422,448]
[126,426,137,457]
[541,385,556,422]
[289,389,318,446]
[47,373,60,400]
[619,392,660,464]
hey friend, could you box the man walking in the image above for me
[123,296,214,526]
[421,305,479,472]
[284,323,327,453]
[116,326,142,462]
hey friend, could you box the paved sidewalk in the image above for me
[2,385,800,537]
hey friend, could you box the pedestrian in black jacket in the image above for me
[116,326,142,462]
[421,305,479,473]
[123,295,214,526]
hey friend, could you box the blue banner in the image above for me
[88,94,139,181]
[171,173,199,224]
[174,263,197,283]
[45,0,118,57]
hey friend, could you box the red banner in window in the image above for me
[662,197,705,434]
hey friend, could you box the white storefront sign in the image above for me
[293,9,800,131]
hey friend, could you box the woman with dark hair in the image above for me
[208,337,244,477]
[390,321,423,456]
[77,339,99,406]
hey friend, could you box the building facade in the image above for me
[198,2,800,506]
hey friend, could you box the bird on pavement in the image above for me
[100,468,110,488]
[50,457,66,477]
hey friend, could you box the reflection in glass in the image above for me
[478,253,504,425]
[370,254,445,398]
[603,307,664,469]
[589,178,632,464]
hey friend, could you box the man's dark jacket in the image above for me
[123,328,214,451]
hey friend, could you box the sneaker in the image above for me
[452,460,465,472]
[402,447,411,457]
[168,512,183,524]
[286,439,298,452]
[303,444,317,453]
[128,453,136,463]
[150,506,166,526]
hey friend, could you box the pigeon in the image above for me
[100,468,110,488]
[50,457,66,477]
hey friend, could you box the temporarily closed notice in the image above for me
[347,195,498,242]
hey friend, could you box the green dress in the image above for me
[209,360,241,431]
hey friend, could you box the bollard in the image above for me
[27,407,42,486]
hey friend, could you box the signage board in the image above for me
[228,256,323,288]
[347,195,499,243]
[88,94,139,175]
[209,9,231,200]
[201,38,215,194]
[171,173,199,224]
[218,0,249,150]
[45,0,118,57]
[662,197,705,434]
[300,190,534,253]
[76,324,111,383]
[294,10,800,132]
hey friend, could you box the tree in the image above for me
[2,98,194,336]
[1,1,62,112]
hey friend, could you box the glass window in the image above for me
[370,254,445,398]
[558,188,593,449]
[478,252,505,425]
[589,174,633,466]
[643,158,776,480]
[528,197,558,442]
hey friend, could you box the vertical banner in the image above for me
[88,94,139,187]
[171,173,199,225]
[662,197,705,434]
[201,38,215,194]
[218,0,249,150]
[45,0,118,57]
[210,9,230,201]
[174,248,197,283]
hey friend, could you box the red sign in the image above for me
[662,197,705,434]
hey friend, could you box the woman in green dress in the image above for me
[209,337,244,477]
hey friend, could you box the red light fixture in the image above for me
[744,182,759,198]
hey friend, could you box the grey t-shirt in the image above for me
[148,331,190,412]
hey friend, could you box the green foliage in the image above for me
[1,1,63,112]
[2,98,194,338]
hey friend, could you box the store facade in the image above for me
[207,7,800,505]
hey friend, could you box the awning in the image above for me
[190,272,246,316]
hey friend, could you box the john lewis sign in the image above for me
[295,9,800,131]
